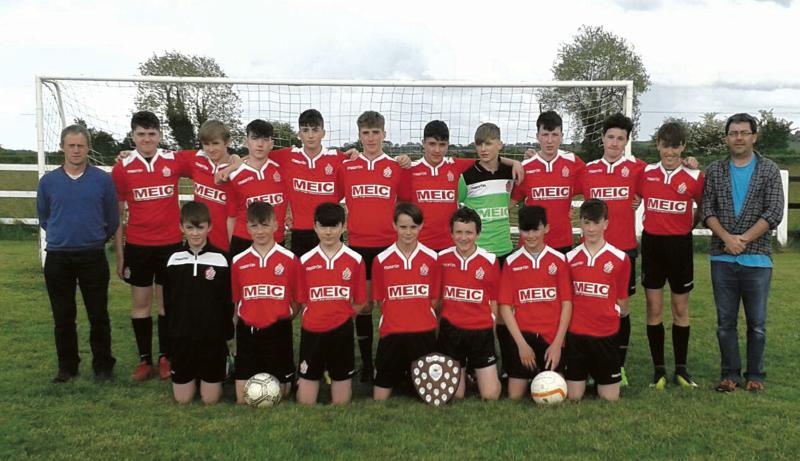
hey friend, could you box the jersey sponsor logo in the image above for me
[246,193,284,206]
[194,162,210,171]
[443,285,484,303]
[346,165,363,171]
[205,267,216,280]
[236,176,254,186]
[518,287,557,303]
[573,281,609,298]
[512,265,527,272]
[351,184,391,199]
[305,264,323,271]
[383,264,400,270]
[646,197,687,214]
[416,189,455,203]
[291,159,306,165]
[309,285,351,301]
[442,262,457,268]
[387,284,429,300]
[526,168,542,174]
[238,263,256,270]
[132,185,175,201]
[529,186,570,200]
[467,183,487,195]
[412,172,428,177]
[194,183,227,204]
[647,176,661,182]
[589,187,629,201]
[476,207,509,221]
[475,267,485,280]
[293,178,335,195]
[127,168,144,174]
[242,284,286,300]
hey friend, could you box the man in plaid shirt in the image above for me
[701,113,784,394]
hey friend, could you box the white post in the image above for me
[624,80,634,158]
[35,76,47,266]
[779,169,789,247]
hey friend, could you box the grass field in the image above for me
[1,240,799,460]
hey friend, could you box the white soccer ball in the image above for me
[530,371,568,405]
[243,373,282,408]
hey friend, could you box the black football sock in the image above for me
[131,317,153,364]
[157,315,169,359]
[618,315,631,367]
[672,324,690,371]
[356,312,374,371]
[646,323,665,369]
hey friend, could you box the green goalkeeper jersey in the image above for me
[457,161,514,256]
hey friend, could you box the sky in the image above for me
[1,0,799,150]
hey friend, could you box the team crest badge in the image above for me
[447,171,455,182]
[274,263,285,276]
[162,166,171,177]
[678,182,687,194]
[324,163,334,176]
[475,267,485,280]
[603,261,614,274]
[383,166,392,178]
[273,171,282,182]
[342,267,352,281]
[420,263,429,276]
[123,267,131,280]
[621,166,629,178]
[299,360,308,375]
[548,263,557,275]
[205,267,216,280]
[562,166,570,178]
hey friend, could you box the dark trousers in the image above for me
[44,250,115,373]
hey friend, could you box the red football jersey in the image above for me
[498,246,572,344]
[371,243,439,337]
[269,146,346,231]
[638,163,704,236]
[576,157,646,251]
[227,159,288,243]
[398,157,474,250]
[175,150,232,252]
[231,244,298,329]
[337,153,402,247]
[112,149,186,246]
[511,150,585,248]
[296,244,367,333]
[566,243,630,337]
[437,247,499,330]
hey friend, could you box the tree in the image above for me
[652,113,726,157]
[271,122,301,149]
[135,51,242,149]
[539,25,651,160]
[756,109,793,153]
[74,118,125,165]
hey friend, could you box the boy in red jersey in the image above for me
[296,203,367,405]
[112,111,187,381]
[513,111,585,254]
[498,205,572,400]
[371,203,440,400]
[231,202,299,402]
[227,120,288,257]
[565,199,630,401]
[638,122,704,389]
[436,207,501,400]
[338,111,403,382]
[575,113,644,385]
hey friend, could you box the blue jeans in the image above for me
[710,261,771,383]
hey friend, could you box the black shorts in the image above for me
[374,330,437,389]
[504,331,565,380]
[229,236,253,259]
[437,317,497,370]
[298,319,355,381]
[641,232,693,294]
[123,242,181,287]
[350,245,389,281]
[170,338,228,384]
[623,248,638,296]
[234,318,294,383]
[495,323,514,374]
[564,332,621,385]
[289,229,320,258]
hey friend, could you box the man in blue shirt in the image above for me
[37,125,120,383]
[701,113,784,393]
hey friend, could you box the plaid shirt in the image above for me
[700,152,784,256]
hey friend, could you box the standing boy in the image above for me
[565,199,631,401]
[638,122,704,389]
[163,202,233,404]
[231,202,299,402]
[436,207,501,400]
[371,203,439,400]
[112,111,186,381]
[296,203,367,405]
[498,205,572,400]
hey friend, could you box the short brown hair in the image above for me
[198,120,230,144]
[474,123,501,145]
[357,111,385,130]
[656,122,686,148]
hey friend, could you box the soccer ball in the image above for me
[530,371,568,405]
[243,373,282,408]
